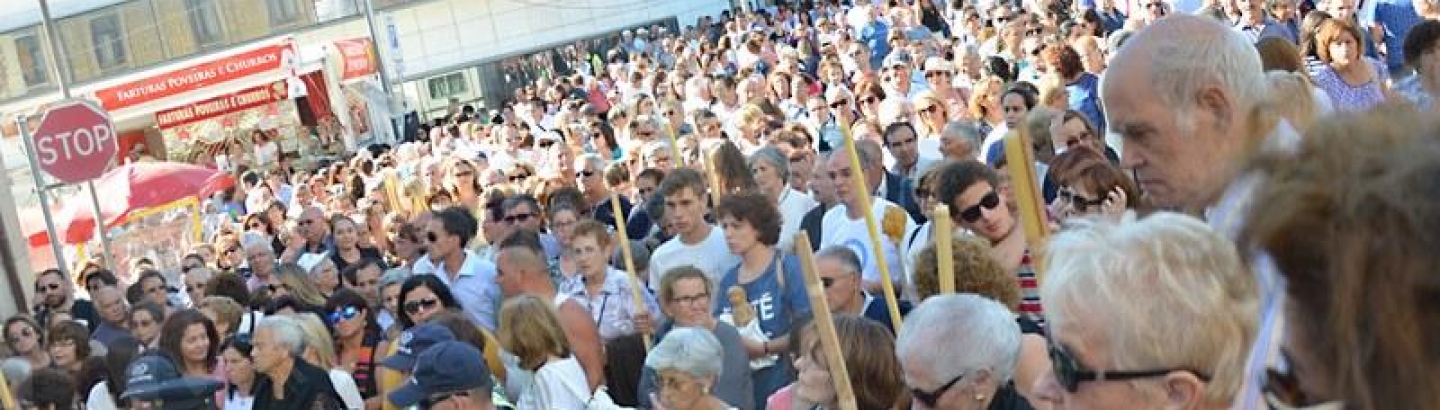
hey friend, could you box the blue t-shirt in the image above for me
[714,253,813,405]
[1067,73,1105,133]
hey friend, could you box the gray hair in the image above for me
[816,245,862,277]
[377,268,411,292]
[1114,16,1266,132]
[896,294,1021,383]
[748,146,791,185]
[1043,213,1256,403]
[942,121,983,157]
[644,327,723,379]
[854,138,881,169]
[576,153,607,173]
[256,315,308,357]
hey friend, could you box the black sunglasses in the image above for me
[577,170,596,178]
[509,173,531,182]
[1048,343,1210,393]
[426,231,442,242]
[35,283,60,292]
[504,213,535,224]
[958,191,1001,223]
[911,372,966,408]
[829,100,849,109]
[404,297,441,314]
[1059,188,1106,211]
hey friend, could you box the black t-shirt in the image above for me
[253,358,345,410]
[330,247,384,273]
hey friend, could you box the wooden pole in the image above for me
[610,193,652,350]
[667,122,686,169]
[795,234,859,410]
[703,147,725,211]
[0,362,15,410]
[934,204,955,294]
[1003,125,1051,280]
[838,128,904,329]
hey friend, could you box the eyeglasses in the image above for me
[426,231,443,242]
[576,170,596,178]
[186,283,206,293]
[924,71,951,79]
[1048,343,1210,393]
[1262,350,1338,409]
[328,305,361,324]
[504,213,535,224]
[1059,187,1106,211]
[859,96,879,105]
[404,297,441,314]
[509,173,531,182]
[919,105,942,114]
[538,140,557,149]
[910,372,966,408]
[35,283,60,292]
[957,191,1001,223]
[829,100,850,109]
[6,328,34,344]
[265,283,291,293]
[421,391,472,408]
[638,187,655,197]
[669,293,709,306]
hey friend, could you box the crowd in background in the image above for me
[5,0,1440,409]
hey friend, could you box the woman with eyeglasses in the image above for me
[47,320,99,382]
[783,315,905,410]
[376,277,460,410]
[326,289,386,408]
[636,266,755,409]
[329,215,385,274]
[129,302,165,348]
[546,204,583,280]
[3,315,50,373]
[220,335,259,410]
[643,327,735,410]
[895,294,1035,410]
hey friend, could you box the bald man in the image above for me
[1101,15,1297,409]
[493,231,605,392]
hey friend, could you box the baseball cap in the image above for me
[379,323,456,371]
[388,341,494,407]
[882,52,911,68]
[923,57,954,73]
[121,354,223,409]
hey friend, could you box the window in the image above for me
[427,73,468,99]
[186,0,225,46]
[14,33,47,87]
[90,14,127,70]
[267,0,301,26]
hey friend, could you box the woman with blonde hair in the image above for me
[1264,71,1322,131]
[967,76,1005,136]
[264,263,328,311]
[291,312,365,410]
[785,315,906,410]
[441,158,483,211]
[913,91,950,141]
[500,294,595,410]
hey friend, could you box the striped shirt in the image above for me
[1017,249,1044,326]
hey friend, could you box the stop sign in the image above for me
[32,100,117,184]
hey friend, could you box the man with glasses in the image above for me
[896,294,1032,409]
[282,206,333,263]
[575,154,634,238]
[815,246,909,333]
[934,161,1043,324]
[244,233,280,292]
[500,194,565,258]
[1033,213,1255,409]
[32,268,99,331]
[425,207,502,332]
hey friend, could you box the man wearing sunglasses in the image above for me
[815,246,910,334]
[576,154,635,238]
[425,207,502,333]
[32,268,100,332]
[896,294,1032,410]
[1033,213,1255,409]
[934,161,1043,324]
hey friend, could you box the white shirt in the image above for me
[329,368,364,410]
[431,250,503,331]
[821,197,915,287]
[648,225,739,289]
[777,186,819,253]
[86,382,117,410]
[516,357,591,410]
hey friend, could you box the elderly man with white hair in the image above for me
[242,231,279,292]
[1101,15,1298,408]
[896,293,1033,410]
[251,315,344,409]
[1032,213,1258,409]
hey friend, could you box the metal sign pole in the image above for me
[38,0,114,271]
[17,116,67,276]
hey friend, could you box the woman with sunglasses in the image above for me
[220,334,259,410]
[1045,148,1139,222]
[443,158,484,212]
[896,294,1035,410]
[3,315,50,372]
[327,289,386,408]
[265,263,329,312]
[785,315,905,410]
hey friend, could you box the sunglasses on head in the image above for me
[404,297,441,314]
[910,372,966,408]
[1047,343,1210,393]
[328,305,361,324]
[958,191,1001,223]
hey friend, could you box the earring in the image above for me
[975,394,986,401]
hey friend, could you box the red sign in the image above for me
[335,38,378,81]
[32,100,117,183]
[155,81,289,129]
[93,43,292,111]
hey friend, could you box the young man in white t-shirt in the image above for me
[820,149,915,295]
[647,168,740,288]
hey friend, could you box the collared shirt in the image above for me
[557,268,662,342]
[1396,74,1436,112]
[253,358,344,410]
[432,250,503,332]
[1234,17,1297,43]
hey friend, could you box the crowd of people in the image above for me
[6,0,1440,409]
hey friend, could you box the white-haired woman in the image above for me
[748,146,816,253]
[896,294,1035,410]
[645,327,734,410]
[1033,213,1258,409]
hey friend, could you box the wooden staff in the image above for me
[383,170,404,216]
[838,129,904,329]
[934,204,955,294]
[0,358,14,410]
[1003,124,1052,280]
[703,147,724,211]
[795,234,859,410]
[666,122,686,168]
[610,192,652,350]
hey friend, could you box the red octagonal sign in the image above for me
[32,100,117,184]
